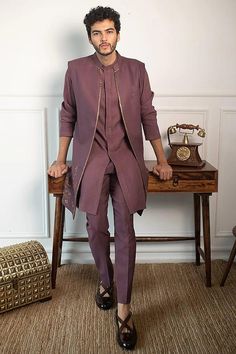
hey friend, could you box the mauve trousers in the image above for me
[86,161,136,304]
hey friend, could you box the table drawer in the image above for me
[148,174,218,193]
[146,160,218,193]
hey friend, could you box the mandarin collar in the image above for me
[92,51,120,72]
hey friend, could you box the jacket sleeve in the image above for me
[59,63,76,137]
[140,64,161,141]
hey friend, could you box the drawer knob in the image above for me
[173,176,179,186]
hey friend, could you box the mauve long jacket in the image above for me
[60,53,160,218]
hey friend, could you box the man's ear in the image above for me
[117,33,120,42]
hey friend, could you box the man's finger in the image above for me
[153,168,160,176]
[61,166,68,174]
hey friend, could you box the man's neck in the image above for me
[96,51,117,66]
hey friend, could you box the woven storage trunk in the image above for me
[0,240,52,314]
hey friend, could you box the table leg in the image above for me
[194,193,201,266]
[201,194,211,287]
[220,240,236,286]
[58,205,65,267]
[51,195,64,289]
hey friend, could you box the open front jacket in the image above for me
[60,52,160,218]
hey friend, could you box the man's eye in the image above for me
[108,30,114,34]
[93,32,99,36]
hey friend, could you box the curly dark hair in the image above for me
[83,6,121,38]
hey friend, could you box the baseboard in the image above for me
[51,250,232,265]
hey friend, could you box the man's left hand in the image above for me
[152,163,173,180]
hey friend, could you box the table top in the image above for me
[48,160,218,195]
[145,160,217,173]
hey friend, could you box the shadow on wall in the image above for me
[51,30,90,93]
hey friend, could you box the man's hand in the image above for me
[152,162,173,181]
[47,161,69,178]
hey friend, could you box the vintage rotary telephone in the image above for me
[167,123,206,167]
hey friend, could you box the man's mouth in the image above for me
[100,44,110,48]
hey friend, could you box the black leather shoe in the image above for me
[95,282,114,310]
[115,310,137,351]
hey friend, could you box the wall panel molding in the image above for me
[0,95,236,261]
[0,107,49,239]
[215,108,236,238]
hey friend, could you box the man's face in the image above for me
[89,19,120,57]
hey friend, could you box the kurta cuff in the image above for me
[59,122,75,137]
[143,125,161,141]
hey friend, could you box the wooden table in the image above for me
[48,160,218,289]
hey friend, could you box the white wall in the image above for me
[1,0,236,263]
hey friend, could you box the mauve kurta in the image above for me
[59,52,161,218]
[78,54,145,215]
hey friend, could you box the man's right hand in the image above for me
[47,161,69,178]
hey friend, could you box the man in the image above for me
[48,6,172,350]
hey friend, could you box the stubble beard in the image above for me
[93,42,117,57]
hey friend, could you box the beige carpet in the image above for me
[0,261,236,354]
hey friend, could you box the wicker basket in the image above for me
[0,240,52,314]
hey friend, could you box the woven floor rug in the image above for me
[0,260,236,354]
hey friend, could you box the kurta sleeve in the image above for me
[59,63,76,137]
[140,64,161,141]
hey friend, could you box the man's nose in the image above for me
[101,32,107,41]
